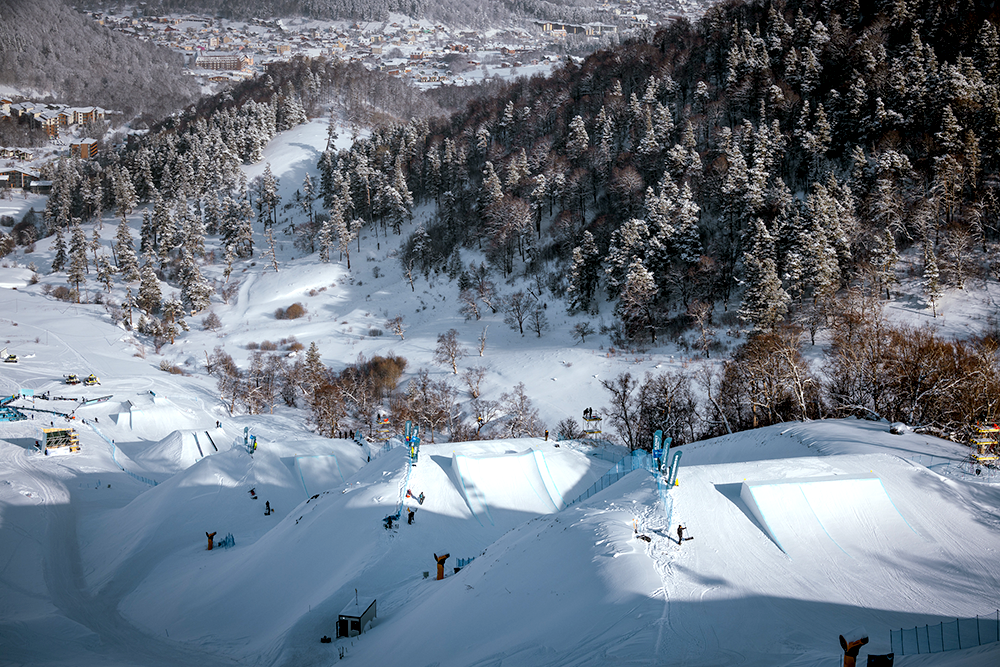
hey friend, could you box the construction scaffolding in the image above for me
[43,427,80,453]
[971,422,999,466]
[582,407,603,438]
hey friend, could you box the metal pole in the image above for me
[978,614,982,646]
[926,624,931,652]
[957,618,961,649]
[890,631,893,655]
[941,622,945,652]
[915,627,920,654]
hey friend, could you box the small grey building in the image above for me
[337,596,376,638]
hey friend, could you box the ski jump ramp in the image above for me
[740,473,921,560]
[453,449,565,526]
[134,428,226,473]
[294,454,345,496]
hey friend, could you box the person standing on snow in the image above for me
[677,524,685,544]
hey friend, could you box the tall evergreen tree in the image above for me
[137,259,162,314]
[179,247,212,314]
[67,221,88,301]
[51,226,67,273]
[738,218,789,333]
[567,230,601,313]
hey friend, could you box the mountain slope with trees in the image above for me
[0,0,198,122]
[27,0,1000,449]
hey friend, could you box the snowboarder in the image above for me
[206,531,217,550]
[384,515,394,530]
[418,492,425,505]
[407,508,415,524]
[249,488,257,499]
[677,524,685,544]
[265,501,271,515]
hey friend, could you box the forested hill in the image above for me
[32,0,1000,446]
[0,0,198,121]
[81,0,605,26]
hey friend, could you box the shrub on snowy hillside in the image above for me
[275,303,307,320]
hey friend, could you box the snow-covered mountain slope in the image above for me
[1,119,999,667]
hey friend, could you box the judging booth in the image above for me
[336,595,376,639]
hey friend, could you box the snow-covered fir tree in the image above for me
[137,260,162,314]
[567,230,601,313]
[67,221,88,300]
[738,218,789,333]
[179,247,212,314]
[50,226,67,273]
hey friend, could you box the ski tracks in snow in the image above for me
[637,493,747,666]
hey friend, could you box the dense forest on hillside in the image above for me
[79,0,606,27]
[0,0,198,121]
[21,0,1000,447]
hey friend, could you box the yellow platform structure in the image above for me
[582,407,603,438]
[971,422,999,464]
[43,427,80,453]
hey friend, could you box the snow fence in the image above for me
[564,449,677,528]
[890,611,1000,655]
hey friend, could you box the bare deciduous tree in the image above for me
[503,290,533,336]
[434,329,466,374]
[463,366,487,398]
[571,321,595,344]
[386,314,406,340]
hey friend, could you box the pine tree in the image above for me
[605,218,652,295]
[51,226,67,273]
[567,230,601,312]
[336,218,360,270]
[96,254,116,293]
[301,173,316,225]
[113,167,137,224]
[923,239,941,317]
[161,296,189,344]
[114,218,139,281]
[872,228,899,300]
[674,183,703,265]
[617,256,659,342]
[738,218,789,333]
[179,248,212,314]
[137,260,162,314]
[259,163,280,228]
[298,341,325,407]
[67,221,88,301]
[566,115,590,163]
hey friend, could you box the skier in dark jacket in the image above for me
[407,508,415,524]
[677,524,685,544]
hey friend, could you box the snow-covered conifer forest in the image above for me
[2,1,1000,666]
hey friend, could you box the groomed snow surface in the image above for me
[3,389,1000,667]
[1,119,999,666]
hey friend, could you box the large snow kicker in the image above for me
[740,473,921,560]
[453,449,564,526]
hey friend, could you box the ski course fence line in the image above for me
[564,450,653,507]
[563,448,677,527]
[83,419,159,487]
[355,431,404,463]
[890,611,1000,655]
